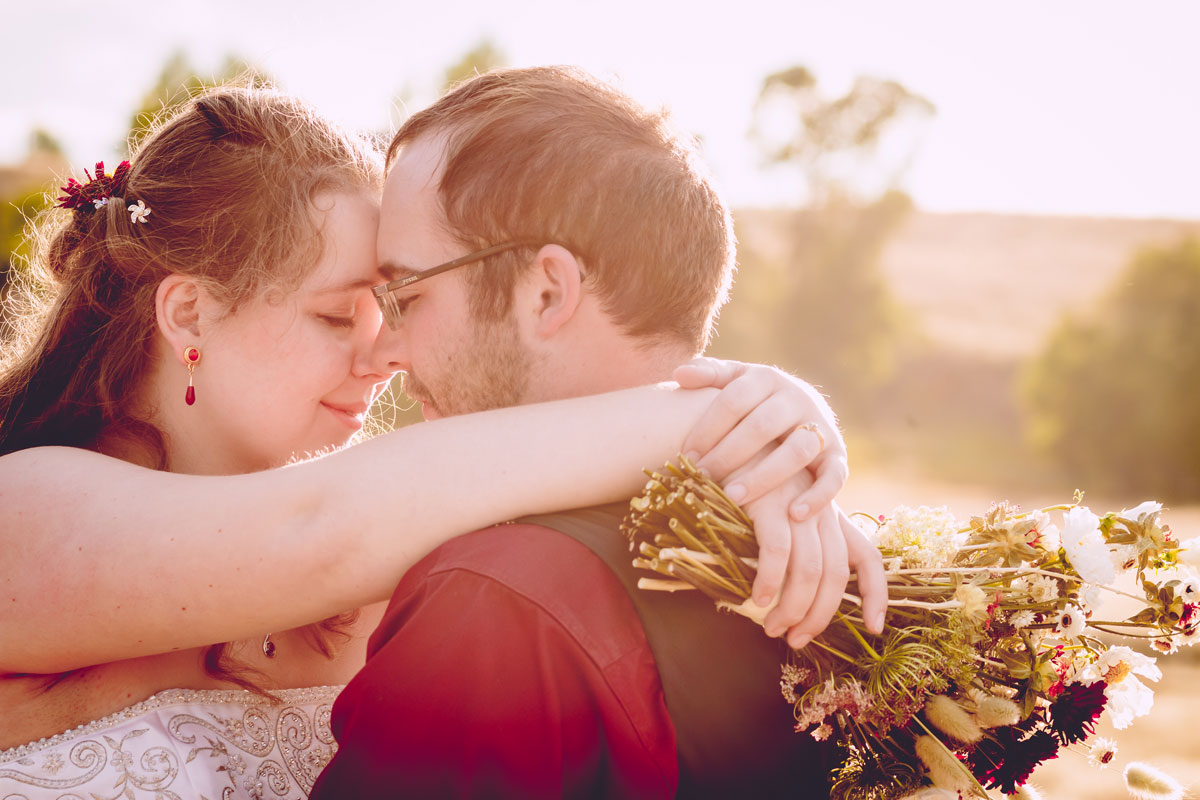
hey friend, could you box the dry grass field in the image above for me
[879,212,1200,359]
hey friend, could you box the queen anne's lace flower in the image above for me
[874,505,963,570]
[1061,507,1115,585]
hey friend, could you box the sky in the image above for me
[2,0,1198,218]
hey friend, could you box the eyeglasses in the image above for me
[372,241,533,330]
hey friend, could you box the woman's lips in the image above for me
[321,401,368,431]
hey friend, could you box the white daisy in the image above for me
[1054,604,1087,638]
[1087,736,1118,769]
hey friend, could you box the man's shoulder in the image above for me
[373,516,645,669]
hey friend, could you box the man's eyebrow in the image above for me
[313,277,384,295]
[379,262,421,282]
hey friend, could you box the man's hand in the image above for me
[743,479,887,645]
[674,357,847,520]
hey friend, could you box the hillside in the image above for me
[736,209,1200,359]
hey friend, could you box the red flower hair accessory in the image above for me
[56,161,133,213]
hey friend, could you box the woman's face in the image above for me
[192,190,394,471]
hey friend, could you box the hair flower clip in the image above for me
[56,161,132,213]
[127,200,151,224]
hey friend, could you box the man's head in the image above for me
[373,66,735,418]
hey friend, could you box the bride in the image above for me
[0,87,879,798]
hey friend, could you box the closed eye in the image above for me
[318,314,356,329]
[390,295,418,319]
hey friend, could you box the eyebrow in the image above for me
[378,262,421,282]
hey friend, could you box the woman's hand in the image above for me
[674,357,847,519]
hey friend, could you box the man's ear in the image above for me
[154,275,221,360]
[522,244,585,339]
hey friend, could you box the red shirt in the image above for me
[310,524,678,799]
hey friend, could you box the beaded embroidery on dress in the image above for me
[0,686,342,800]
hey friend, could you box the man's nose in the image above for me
[367,321,411,377]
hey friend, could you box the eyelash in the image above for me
[391,296,418,318]
[318,314,356,329]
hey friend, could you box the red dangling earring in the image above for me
[183,345,201,406]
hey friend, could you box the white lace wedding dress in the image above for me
[0,685,342,799]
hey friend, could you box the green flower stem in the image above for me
[804,636,860,666]
[839,614,883,661]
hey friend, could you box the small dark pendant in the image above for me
[262,634,276,658]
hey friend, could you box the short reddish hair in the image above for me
[387,66,735,352]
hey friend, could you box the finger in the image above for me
[747,495,792,611]
[718,425,824,507]
[679,371,774,468]
[694,389,808,485]
[760,516,823,638]
[775,509,851,648]
[843,513,888,635]
[789,454,850,521]
[672,357,747,390]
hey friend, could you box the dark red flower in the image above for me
[969,724,1060,794]
[56,160,132,212]
[1048,680,1107,745]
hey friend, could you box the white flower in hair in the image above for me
[92,197,108,210]
[128,199,151,224]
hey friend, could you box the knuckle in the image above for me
[758,541,790,562]
[795,559,823,581]
[784,430,818,460]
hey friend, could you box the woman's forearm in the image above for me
[0,383,713,673]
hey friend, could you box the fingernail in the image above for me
[874,610,886,633]
[789,633,812,650]
[754,591,774,608]
[725,483,747,503]
[765,624,784,638]
[790,503,809,521]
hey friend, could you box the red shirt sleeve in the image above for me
[310,525,678,800]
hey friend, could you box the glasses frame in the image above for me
[372,241,533,329]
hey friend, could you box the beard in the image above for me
[401,312,532,419]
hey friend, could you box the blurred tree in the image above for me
[0,130,65,317]
[714,68,933,413]
[125,50,271,153]
[440,38,507,92]
[29,128,64,157]
[1023,238,1200,499]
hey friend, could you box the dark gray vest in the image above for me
[521,505,831,799]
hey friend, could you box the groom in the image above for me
[311,67,859,798]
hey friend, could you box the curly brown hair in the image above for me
[0,85,383,695]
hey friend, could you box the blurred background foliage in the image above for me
[2,43,1198,502]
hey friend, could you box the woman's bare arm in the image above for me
[3,384,727,673]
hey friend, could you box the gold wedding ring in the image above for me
[796,422,825,454]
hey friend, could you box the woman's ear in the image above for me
[522,244,585,340]
[154,275,219,360]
